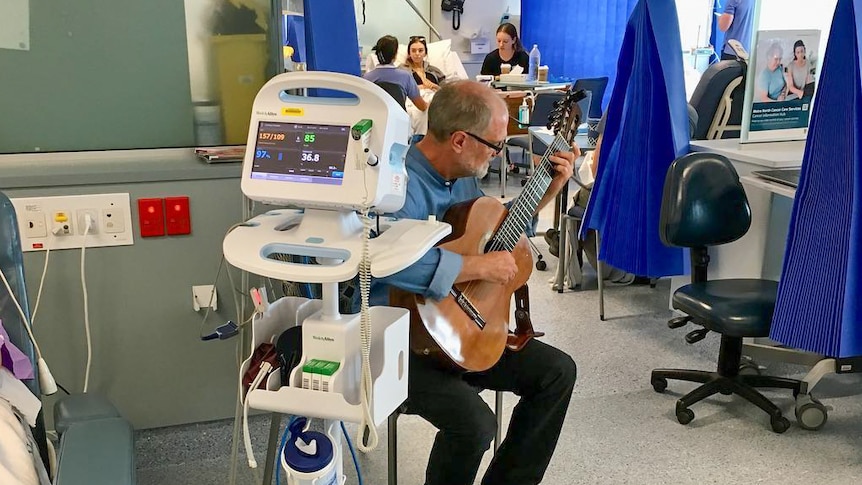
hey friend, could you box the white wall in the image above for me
[430,0,512,54]
[758,0,837,48]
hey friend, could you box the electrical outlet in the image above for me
[51,211,74,236]
[21,212,47,238]
[102,208,126,234]
[11,193,134,251]
[77,209,100,235]
[192,285,218,311]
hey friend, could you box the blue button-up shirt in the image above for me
[370,144,484,306]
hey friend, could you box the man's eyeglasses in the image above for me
[463,132,505,154]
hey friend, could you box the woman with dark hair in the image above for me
[402,35,447,91]
[480,22,529,76]
[364,35,428,111]
[784,39,812,99]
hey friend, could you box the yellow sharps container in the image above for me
[211,34,267,144]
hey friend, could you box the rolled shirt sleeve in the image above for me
[724,0,740,15]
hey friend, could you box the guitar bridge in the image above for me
[451,287,486,329]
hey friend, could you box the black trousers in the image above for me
[404,339,577,485]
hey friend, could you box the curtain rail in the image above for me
[402,0,443,40]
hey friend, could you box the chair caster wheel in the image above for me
[738,362,762,376]
[675,405,694,425]
[770,415,791,434]
[536,260,547,271]
[651,376,667,393]
[795,395,828,431]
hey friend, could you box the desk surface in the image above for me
[740,175,797,199]
[493,81,570,91]
[690,139,806,168]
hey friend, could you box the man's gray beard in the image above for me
[474,161,490,180]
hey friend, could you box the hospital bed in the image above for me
[364,39,470,135]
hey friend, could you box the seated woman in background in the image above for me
[481,22,529,76]
[402,35,446,91]
[363,35,428,112]
[784,40,813,100]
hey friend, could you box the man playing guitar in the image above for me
[370,80,578,485]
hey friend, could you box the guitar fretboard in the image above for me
[487,134,571,253]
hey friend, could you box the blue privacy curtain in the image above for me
[580,0,690,278]
[303,0,360,75]
[521,0,638,109]
[770,0,862,358]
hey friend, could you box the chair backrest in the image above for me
[689,60,746,140]
[375,81,407,110]
[572,77,609,119]
[659,153,751,248]
[529,91,566,127]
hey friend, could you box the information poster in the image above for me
[742,29,821,142]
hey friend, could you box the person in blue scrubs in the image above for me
[718,0,754,60]
[364,35,428,111]
[757,43,788,102]
[374,80,578,485]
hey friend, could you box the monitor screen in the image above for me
[250,122,350,185]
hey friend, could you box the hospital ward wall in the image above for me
[2,155,246,430]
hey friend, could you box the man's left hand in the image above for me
[548,147,578,191]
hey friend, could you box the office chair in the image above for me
[375,81,407,110]
[689,60,746,140]
[504,91,566,172]
[571,77,609,120]
[388,391,504,485]
[650,153,802,433]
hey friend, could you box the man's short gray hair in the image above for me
[427,81,501,141]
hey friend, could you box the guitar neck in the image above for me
[488,133,571,253]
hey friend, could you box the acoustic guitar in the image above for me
[391,88,586,372]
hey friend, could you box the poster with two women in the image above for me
[742,29,821,142]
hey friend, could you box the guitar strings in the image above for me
[460,135,569,299]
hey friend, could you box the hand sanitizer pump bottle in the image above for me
[518,98,530,127]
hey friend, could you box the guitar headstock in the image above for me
[547,88,587,141]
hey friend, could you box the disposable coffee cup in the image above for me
[501,63,512,74]
[538,65,549,82]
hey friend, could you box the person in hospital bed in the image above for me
[363,35,429,112]
[402,35,447,91]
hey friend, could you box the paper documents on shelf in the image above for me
[194,146,246,163]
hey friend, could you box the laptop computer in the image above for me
[752,168,802,188]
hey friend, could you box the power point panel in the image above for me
[76,209,100,235]
[22,212,47,238]
[11,194,134,252]
[102,208,126,234]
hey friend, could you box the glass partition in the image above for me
[0,0,279,154]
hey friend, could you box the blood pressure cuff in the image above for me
[242,343,279,394]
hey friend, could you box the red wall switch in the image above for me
[165,196,191,236]
[137,198,165,237]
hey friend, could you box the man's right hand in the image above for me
[458,251,519,285]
